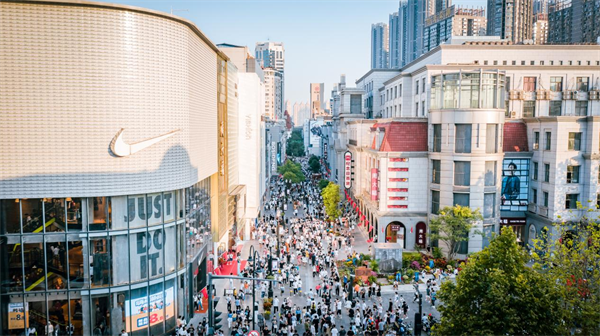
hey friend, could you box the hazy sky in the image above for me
[96,0,486,105]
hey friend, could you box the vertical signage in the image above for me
[371,168,379,201]
[344,151,352,189]
[271,142,277,172]
[323,143,328,160]
[416,222,427,248]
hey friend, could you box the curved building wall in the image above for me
[0,1,219,198]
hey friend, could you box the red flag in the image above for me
[411,227,414,233]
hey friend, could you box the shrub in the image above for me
[402,275,409,282]
[360,253,372,261]
[403,252,422,268]
[434,258,447,269]
[369,259,379,272]
[432,246,443,259]
[410,260,421,270]
[368,275,377,284]
[404,268,415,279]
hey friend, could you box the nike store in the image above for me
[0,1,225,335]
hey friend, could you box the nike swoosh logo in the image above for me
[110,128,180,157]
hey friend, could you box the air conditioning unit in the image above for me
[518,91,525,100]
[509,90,521,100]
[563,90,575,100]
[536,89,548,100]
[590,90,600,100]
[510,111,518,118]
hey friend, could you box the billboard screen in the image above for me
[501,159,529,212]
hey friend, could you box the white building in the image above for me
[332,42,600,254]
[264,67,283,120]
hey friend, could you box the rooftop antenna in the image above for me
[170,7,189,15]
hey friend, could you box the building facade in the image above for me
[533,13,549,44]
[371,23,390,69]
[0,1,233,335]
[263,68,284,120]
[487,0,534,43]
[310,83,326,118]
[423,6,487,53]
[548,0,600,44]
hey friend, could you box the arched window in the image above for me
[385,222,406,248]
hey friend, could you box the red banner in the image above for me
[371,168,379,201]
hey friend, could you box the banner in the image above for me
[370,168,378,201]
[8,302,28,329]
[344,151,352,189]
[501,159,529,211]
[126,287,175,332]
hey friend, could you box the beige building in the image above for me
[533,13,549,44]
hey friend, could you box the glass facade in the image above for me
[430,71,506,110]
[0,179,211,336]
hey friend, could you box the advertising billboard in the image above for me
[501,159,529,211]
[7,302,28,329]
[126,286,174,332]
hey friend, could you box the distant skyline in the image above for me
[95,0,487,105]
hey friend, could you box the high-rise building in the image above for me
[255,41,285,72]
[423,6,487,52]
[406,0,428,63]
[548,0,600,44]
[371,23,390,69]
[426,0,452,16]
[389,0,428,68]
[533,13,549,44]
[310,83,326,118]
[264,68,283,120]
[487,0,534,43]
[389,12,402,69]
[534,0,549,13]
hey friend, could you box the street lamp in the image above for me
[247,245,261,331]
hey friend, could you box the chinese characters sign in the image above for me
[344,151,352,189]
[371,168,379,201]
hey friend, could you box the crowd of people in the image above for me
[175,156,440,336]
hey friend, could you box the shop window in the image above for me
[1,199,21,234]
[149,282,165,335]
[455,124,472,153]
[111,290,129,336]
[67,239,86,289]
[91,294,111,336]
[163,191,176,223]
[88,197,110,231]
[69,295,86,335]
[23,236,45,291]
[485,161,496,186]
[1,240,23,293]
[147,193,163,227]
[45,238,67,290]
[147,227,165,279]
[129,286,148,336]
[90,238,110,287]
[48,298,68,328]
[165,226,177,274]
[27,293,47,330]
[165,279,177,332]
[112,234,130,285]
[44,198,66,232]
[66,198,84,231]
[21,199,43,234]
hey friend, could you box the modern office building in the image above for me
[371,23,390,69]
[548,0,600,44]
[0,1,237,335]
[339,43,600,254]
[534,0,549,13]
[423,6,487,52]
[533,13,549,44]
[487,0,534,43]
[263,68,284,120]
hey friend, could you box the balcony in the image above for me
[527,203,537,213]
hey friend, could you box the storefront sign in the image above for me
[416,222,427,248]
[323,142,328,160]
[344,151,352,189]
[271,143,277,172]
[370,168,378,201]
[126,287,175,332]
[501,218,527,225]
[8,302,28,329]
[390,224,401,231]
[125,193,175,226]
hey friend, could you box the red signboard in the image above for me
[388,205,407,209]
[390,158,408,162]
[388,167,409,172]
[388,188,408,192]
[389,177,408,182]
[416,222,427,248]
[389,196,407,201]
[371,168,379,201]
[344,151,352,189]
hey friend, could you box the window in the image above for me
[350,94,362,114]
[568,132,582,150]
[484,193,496,218]
[533,131,540,150]
[454,161,471,186]
[523,101,536,117]
[549,101,562,116]
[576,77,589,91]
[565,194,579,209]
[544,163,550,182]
[453,193,470,207]
[415,102,419,116]
[422,101,425,116]
[523,77,536,91]
[485,161,496,186]
[566,165,580,183]
[431,190,440,214]
[550,76,563,92]
[432,160,441,184]
[422,80,425,94]
[533,162,538,180]
[575,101,588,116]
[416,80,420,94]
[486,124,498,153]
[545,132,551,150]
[433,124,442,152]
[531,188,538,204]
[543,191,549,207]
[394,86,398,98]
[455,124,472,153]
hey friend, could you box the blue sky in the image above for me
[97,0,486,104]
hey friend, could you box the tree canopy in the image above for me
[308,155,321,173]
[531,204,600,335]
[321,182,341,220]
[429,205,482,260]
[277,160,305,183]
[434,227,562,336]
[286,129,305,157]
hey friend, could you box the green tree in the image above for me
[309,155,321,173]
[434,227,562,336]
[277,160,305,183]
[286,129,305,157]
[318,179,329,190]
[321,182,341,220]
[531,204,600,335]
[429,205,483,261]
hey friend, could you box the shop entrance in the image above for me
[385,222,405,248]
